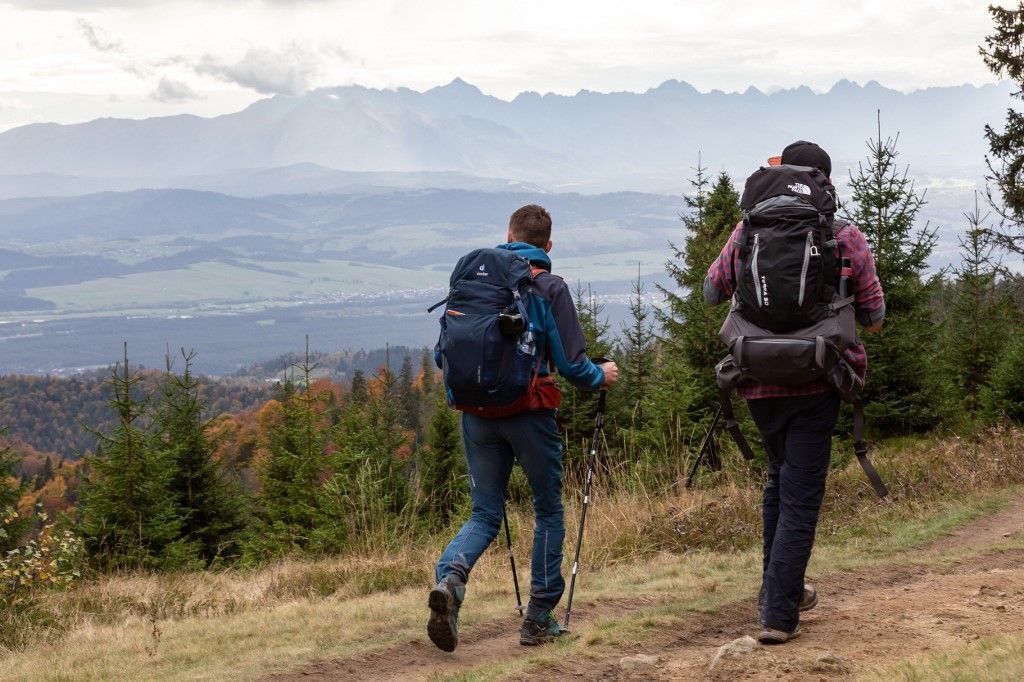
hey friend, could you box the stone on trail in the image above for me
[708,635,757,670]
[618,654,660,671]
[812,652,850,673]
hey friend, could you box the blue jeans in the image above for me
[435,409,565,619]
[747,391,840,632]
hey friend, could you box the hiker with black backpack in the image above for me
[704,141,886,644]
[426,204,618,652]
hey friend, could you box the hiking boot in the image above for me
[519,611,565,646]
[799,584,817,612]
[758,625,801,645]
[427,575,464,652]
[758,583,817,619]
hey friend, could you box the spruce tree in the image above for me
[617,265,657,437]
[257,348,325,553]
[79,345,182,569]
[654,164,741,466]
[556,283,614,466]
[396,353,419,431]
[419,395,465,529]
[981,2,1024,253]
[350,369,368,405]
[938,196,1020,423]
[845,115,939,434]
[156,349,247,564]
[317,368,410,550]
[983,330,1024,423]
[420,347,436,397]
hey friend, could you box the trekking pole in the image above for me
[563,386,607,633]
[684,405,723,488]
[502,500,525,616]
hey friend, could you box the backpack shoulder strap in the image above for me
[737,213,752,260]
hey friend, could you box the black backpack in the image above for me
[430,247,540,415]
[715,164,888,497]
[734,165,839,333]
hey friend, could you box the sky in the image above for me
[0,0,1002,132]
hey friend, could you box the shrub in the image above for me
[0,506,84,648]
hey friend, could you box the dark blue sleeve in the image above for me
[543,279,604,390]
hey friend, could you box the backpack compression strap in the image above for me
[852,399,889,498]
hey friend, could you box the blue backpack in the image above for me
[431,248,540,414]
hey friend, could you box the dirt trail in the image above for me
[269,499,1024,681]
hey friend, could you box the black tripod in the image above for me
[684,405,724,488]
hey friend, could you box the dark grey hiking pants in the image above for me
[747,391,840,632]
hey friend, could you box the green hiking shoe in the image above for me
[427,575,464,652]
[520,611,565,646]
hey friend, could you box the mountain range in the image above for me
[0,79,1009,195]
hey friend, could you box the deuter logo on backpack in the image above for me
[433,247,543,416]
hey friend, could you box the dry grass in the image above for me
[1,428,1022,680]
[865,632,1024,681]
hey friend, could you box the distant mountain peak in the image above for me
[828,79,861,93]
[0,77,1005,190]
[430,77,483,95]
[648,79,700,97]
[863,80,897,95]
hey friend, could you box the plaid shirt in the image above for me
[706,220,885,400]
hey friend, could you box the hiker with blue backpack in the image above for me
[706,141,887,644]
[427,204,618,652]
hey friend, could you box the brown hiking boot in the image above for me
[758,583,817,619]
[427,576,464,652]
[758,625,801,645]
[799,584,817,612]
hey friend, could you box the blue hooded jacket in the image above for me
[494,242,605,390]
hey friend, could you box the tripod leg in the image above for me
[685,406,723,488]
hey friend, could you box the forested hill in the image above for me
[0,371,273,461]
[2,343,429,482]
[233,345,430,383]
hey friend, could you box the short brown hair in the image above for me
[508,204,552,248]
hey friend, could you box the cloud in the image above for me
[195,44,325,96]
[3,0,333,7]
[151,77,198,102]
[1,1,142,8]
[77,18,123,53]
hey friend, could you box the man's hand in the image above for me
[600,361,619,386]
[863,322,883,334]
